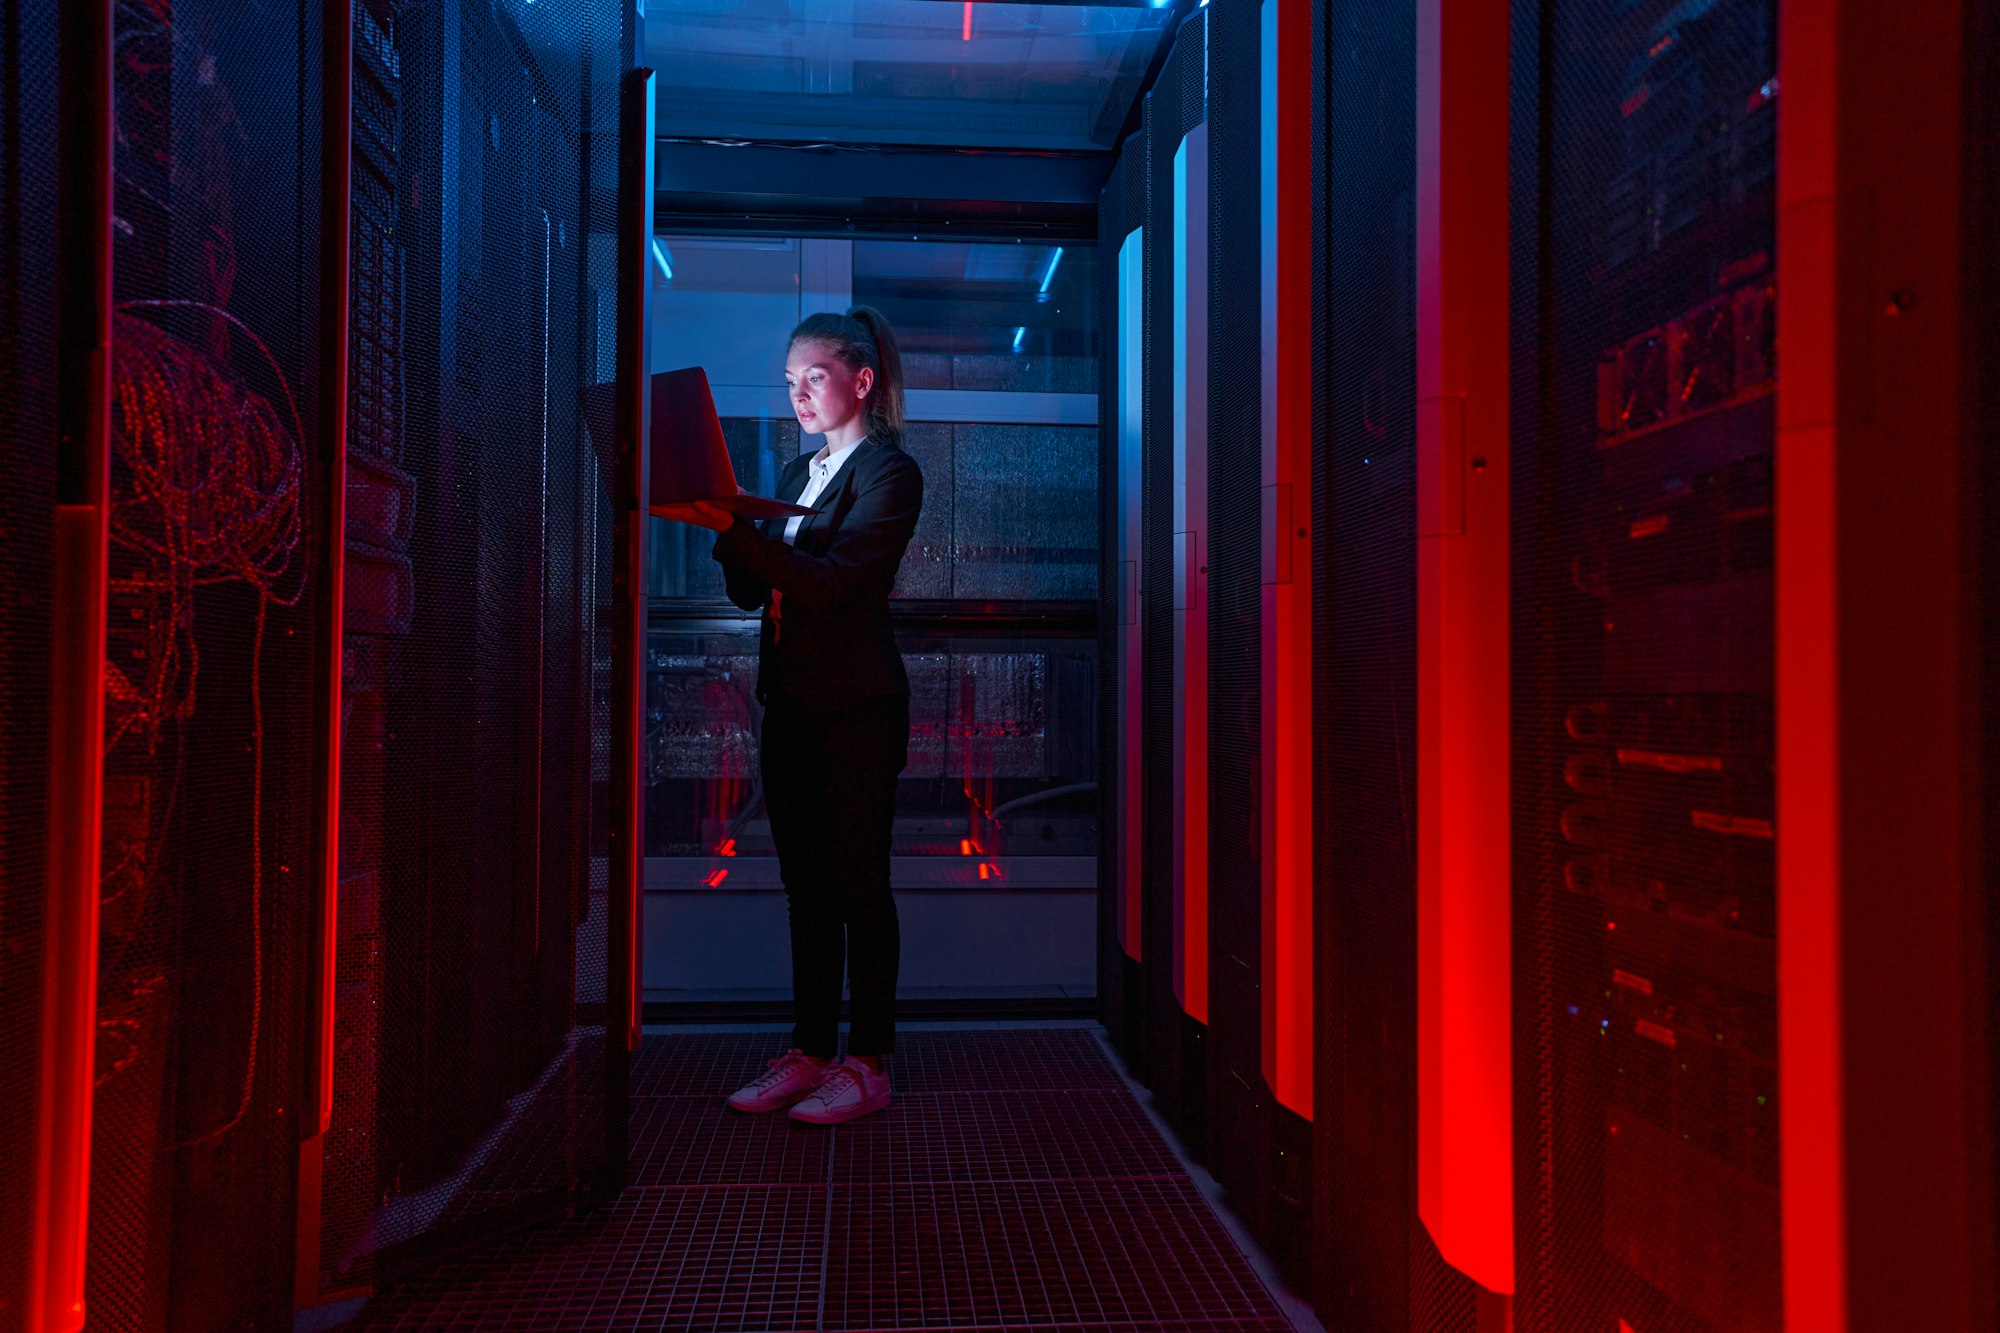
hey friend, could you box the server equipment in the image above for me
[1510,1,1780,1329]
[3,1,639,1325]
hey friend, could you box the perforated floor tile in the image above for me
[831,1091,1181,1185]
[359,1185,824,1331]
[884,1030,1126,1095]
[820,1178,1289,1331]
[631,1034,788,1099]
[355,1028,1301,1333]
[629,1097,829,1187]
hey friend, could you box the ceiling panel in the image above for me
[644,0,1176,151]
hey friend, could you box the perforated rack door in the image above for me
[1315,0,1431,1327]
[87,1,331,1325]
[1509,2,1781,1330]
[304,0,633,1305]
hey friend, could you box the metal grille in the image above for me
[1510,2,1780,1330]
[88,2,326,1325]
[0,3,62,1319]
[1413,1223,1480,1333]
[1315,0,1423,1327]
[305,0,629,1302]
[359,1028,1292,1332]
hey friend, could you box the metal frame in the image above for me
[708,386,1096,428]
[612,68,657,1062]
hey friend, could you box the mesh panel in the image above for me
[306,0,629,1300]
[0,5,61,1320]
[1510,2,1779,1330]
[87,2,326,1325]
[1414,1223,1481,1333]
[1316,0,1421,1327]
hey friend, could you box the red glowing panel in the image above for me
[1414,0,1511,1295]
[1258,0,1313,1120]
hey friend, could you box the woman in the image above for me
[660,307,923,1125]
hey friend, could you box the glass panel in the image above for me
[649,236,801,388]
[642,0,1174,151]
[646,237,1098,605]
[645,626,1097,867]
[853,240,1097,392]
[952,424,1098,600]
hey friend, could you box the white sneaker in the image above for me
[787,1057,892,1125]
[725,1048,830,1113]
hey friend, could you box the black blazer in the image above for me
[711,438,923,708]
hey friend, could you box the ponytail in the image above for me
[788,305,905,446]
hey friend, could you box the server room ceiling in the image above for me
[644,0,1177,152]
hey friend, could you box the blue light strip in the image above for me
[1012,325,1028,353]
[651,238,674,282]
[1039,246,1065,296]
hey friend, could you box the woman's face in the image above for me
[785,340,873,439]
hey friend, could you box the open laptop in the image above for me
[650,366,814,520]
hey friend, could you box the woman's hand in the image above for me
[655,500,734,531]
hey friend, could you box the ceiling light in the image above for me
[1038,246,1065,300]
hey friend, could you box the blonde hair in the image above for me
[788,306,905,445]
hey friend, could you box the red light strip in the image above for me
[1414,0,1511,1296]
[1778,7,1844,1304]
[313,0,354,1142]
[962,2,973,42]
[33,3,114,1327]
[1258,0,1312,1120]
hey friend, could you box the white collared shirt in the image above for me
[782,435,865,545]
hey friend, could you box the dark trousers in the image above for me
[760,691,908,1059]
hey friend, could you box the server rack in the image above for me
[81,2,335,1323]
[1,2,638,1324]
[1509,1,1780,1329]
[1314,0,1423,1323]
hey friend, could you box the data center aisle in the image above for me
[351,1027,1304,1331]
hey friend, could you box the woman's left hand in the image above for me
[655,501,734,531]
